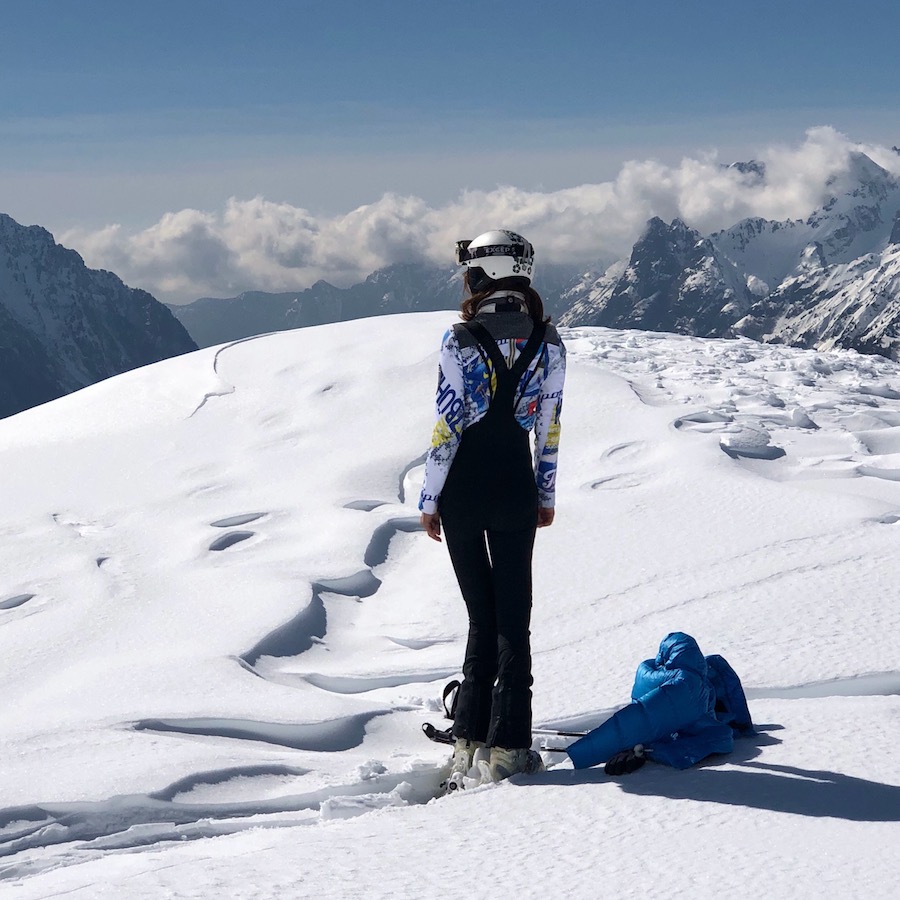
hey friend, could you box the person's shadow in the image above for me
[537,726,900,822]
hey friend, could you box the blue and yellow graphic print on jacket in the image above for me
[419,309,566,515]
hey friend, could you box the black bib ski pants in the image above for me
[440,320,546,750]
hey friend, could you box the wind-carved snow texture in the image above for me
[240,506,424,668]
[398,452,427,504]
[134,712,386,751]
[749,672,900,700]
[0,763,443,876]
[573,328,900,494]
[239,560,428,672]
[210,513,267,527]
[0,593,34,610]
[365,517,425,567]
[240,571,379,666]
[208,531,255,551]
[10,460,444,871]
[6,319,900,895]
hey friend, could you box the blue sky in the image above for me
[1,0,897,234]
[1,0,899,306]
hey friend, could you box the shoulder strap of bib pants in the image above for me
[461,320,547,404]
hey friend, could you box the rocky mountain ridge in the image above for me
[0,214,197,419]
[560,152,900,358]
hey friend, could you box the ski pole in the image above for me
[532,727,587,738]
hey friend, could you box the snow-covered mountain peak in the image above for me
[727,159,767,184]
[822,151,896,201]
[560,150,900,358]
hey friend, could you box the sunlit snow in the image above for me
[1,313,898,898]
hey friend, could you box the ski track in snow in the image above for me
[3,322,900,892]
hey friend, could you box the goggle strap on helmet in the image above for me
[455,238,533,265]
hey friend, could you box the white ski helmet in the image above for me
[455,229,535,285]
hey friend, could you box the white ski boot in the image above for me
[444,738,485,793]
[485,746,545,783]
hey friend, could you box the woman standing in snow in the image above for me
[419,230,566,790]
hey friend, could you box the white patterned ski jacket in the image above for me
[419,303,566,515]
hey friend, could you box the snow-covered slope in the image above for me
[0,214,197,419]
[1,314,899,898]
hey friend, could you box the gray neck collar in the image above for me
[475,291,526,314]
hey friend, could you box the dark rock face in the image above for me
[890,213,900,246]
[561,218,753,338]
[0,214,197,419]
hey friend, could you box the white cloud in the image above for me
[61,128,900,304]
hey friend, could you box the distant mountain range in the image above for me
[0,214,196,420]
[559,152,900,357]
[4,149,899,420]
[168,262,583,348]
[170,151,900,361]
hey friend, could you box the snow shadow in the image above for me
[364,517,425,568]
[210,513,266,528]
[398,453,427,503]
[343,499,388,511]
[0,762,443,874]
[539,729,900,822]
[0,593,35,611]
[386,636,455,650]
[148,765,310,802]
[240,570,380,666]
[241,593,326,665]
[303,669,458,695]
[616,759,900,823]
[209,531,255,551]
[133,710,387,752]
[720,443,787,461]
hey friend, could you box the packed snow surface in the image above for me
[1,313,898,898]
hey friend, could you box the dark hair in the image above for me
[460,270,549,324]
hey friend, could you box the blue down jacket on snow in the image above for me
[566,632,753,770]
